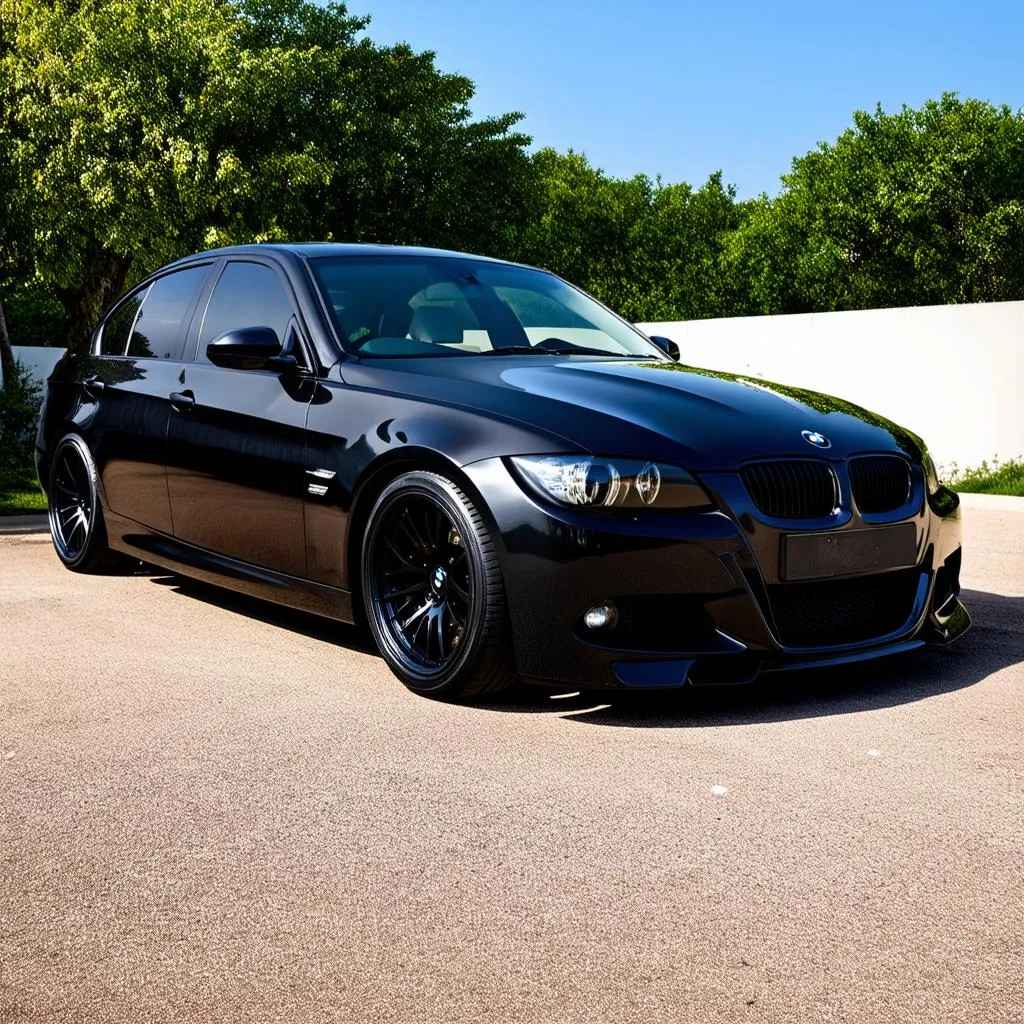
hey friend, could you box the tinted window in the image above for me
[197,262,295,360]
[127,266,208,360]
[100,287,149,355]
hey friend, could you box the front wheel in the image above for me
[361,471,518,700]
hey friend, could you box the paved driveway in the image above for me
[1,504,1021,1022]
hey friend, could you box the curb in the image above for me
[0,514,49,535]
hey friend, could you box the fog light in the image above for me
[583,601,618,631]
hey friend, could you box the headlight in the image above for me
[922,451,941,496]
[510,455,713,511]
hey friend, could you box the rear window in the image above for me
[99,288,149,356]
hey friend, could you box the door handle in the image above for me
[169,389,195,412]
[83,375,105,398]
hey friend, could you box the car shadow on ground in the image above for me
[146,572,379,656]
[148,572,1022,726]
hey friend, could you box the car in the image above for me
[36,243,970,700]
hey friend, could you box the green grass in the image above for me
[946,457,1024,497]
[0,458,47,516]
[0,487,48,515]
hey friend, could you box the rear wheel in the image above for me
[362,471,517,700]
[48,434,128,574]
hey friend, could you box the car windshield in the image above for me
[309,255,662,359]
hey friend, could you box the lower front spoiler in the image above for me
[757,592,974,678]
[525,595,972,692]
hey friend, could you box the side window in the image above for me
[126,265,209,360]
[99,286,149,355]
[197,262,295,361]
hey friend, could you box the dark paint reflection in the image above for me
[636,361,926,458]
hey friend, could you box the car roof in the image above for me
[170,242,515,266]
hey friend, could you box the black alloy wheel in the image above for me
[47,435,124,573]
[362,471,517,699]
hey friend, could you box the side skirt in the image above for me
[104,509,355,624]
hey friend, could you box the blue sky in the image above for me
[355,0,1023,198]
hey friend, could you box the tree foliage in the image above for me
[726,94,1024,314]
[0,3,24,383]
[0,0,1022,360]
[511,97,1024,320]
[510,150,742,321]
[0,0,533,353]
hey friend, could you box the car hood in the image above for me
[342,356,925,470]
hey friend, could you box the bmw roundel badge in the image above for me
[802,429,831,449]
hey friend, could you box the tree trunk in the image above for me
[0,292,15,387]
[58,250,132,355]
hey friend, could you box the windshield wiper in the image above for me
[476,346,560,356]
[476,345,623,357]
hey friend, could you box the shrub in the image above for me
[0,360,43,488]
[945,456,1024,497]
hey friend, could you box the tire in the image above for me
[361,470,518,700]
[47,434,130,574]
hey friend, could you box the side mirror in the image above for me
[649,335,680,361]
[207,327,291,370]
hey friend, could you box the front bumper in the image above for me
[462,457,969,690]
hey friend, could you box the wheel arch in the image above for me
[47,426,116,512]
[46,430,130,573]
[344,447,502,623]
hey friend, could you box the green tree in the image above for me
[0,2,23,384]
[727,94,1024,314]
[512,149,653,314]
[719,195,799,316]
[0,6,64,362]
[636,171,744,321]
[208,0,534,256]
[513,149,740,322]
[2,0,244,351]
[0,0,533,354]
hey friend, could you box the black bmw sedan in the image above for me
[36,244,970,700]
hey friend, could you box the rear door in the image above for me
[85,263,212,533]
[165,258,314,577]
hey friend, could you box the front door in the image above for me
[165,259,313,577]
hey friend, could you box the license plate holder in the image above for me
[782,524,918,581]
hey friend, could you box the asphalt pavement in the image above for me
[1,504,1021,1023]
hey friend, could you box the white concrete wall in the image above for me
[2,346,65,387]
[640,301,1024,470]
